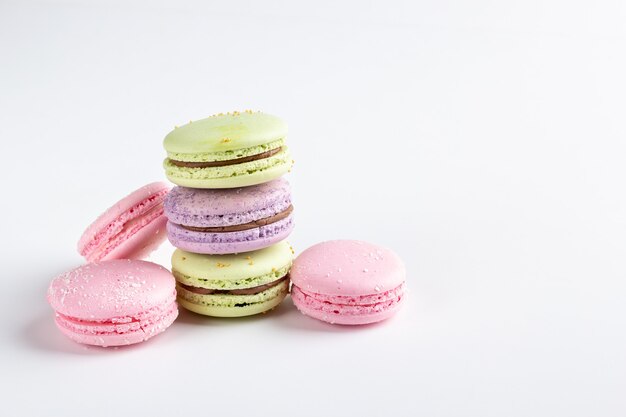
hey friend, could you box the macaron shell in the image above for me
[164,147,292,189]
[164,179,291,227]
[177,280,289,317]
[166,216,294,254]
[290,240,406,297]
[163,112,288,155]
[48,260,176,321]
[171,240,294,283]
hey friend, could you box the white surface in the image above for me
[1,1,625,416]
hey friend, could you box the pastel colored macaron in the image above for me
[172,241,294,317]
[47,260,178,347]
[78,182,170,262]
[162,111,293,188]
[290,240,406,325]
[164,179,294,254]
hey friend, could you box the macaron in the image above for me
[164,179,294,254]
[78,182,170,262]
[47,260,178,347]
[172,241,294,317]
[162,111,293,188]
[290,240,406,325]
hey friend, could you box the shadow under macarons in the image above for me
[174,294,389,333]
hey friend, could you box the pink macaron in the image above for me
[290,240,406,325]
[77,182,171,262]
[47,260,178,347]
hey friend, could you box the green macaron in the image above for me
[163,111,293,188]
[172,241,294,317]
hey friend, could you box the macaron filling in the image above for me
[163,146,292,181]
[166,138,284,163]
[169,147,282,168]
[292,283,405,309]
[178,274,289,295]
[177,205,293,233]
[166,217,293,253]
[177,279,289,309]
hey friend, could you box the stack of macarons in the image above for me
[161,111,296,317]
[47,110,407,349]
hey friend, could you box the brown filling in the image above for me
[179,274,289,296]
[180,205,293,233]
[169,147,282,168]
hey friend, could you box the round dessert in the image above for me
[77,182,170,262]
[162,111,293,188]
[47,260,178,347]
[164,178,294,254]
[290,240,406,325]
[172,241,293,317]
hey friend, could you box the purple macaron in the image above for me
[164,179,294,254]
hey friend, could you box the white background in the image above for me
[1,1,625,416]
